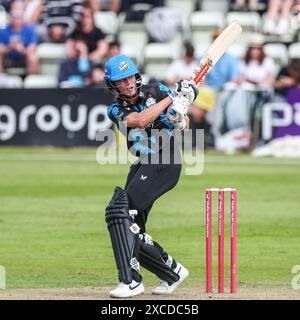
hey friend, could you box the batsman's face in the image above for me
[115,75,137,97]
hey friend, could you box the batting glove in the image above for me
[173,117,187,130]
[166,106,187,130]
[170,94,190,117]
[174,79,199,104]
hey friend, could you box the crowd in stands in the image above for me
[0,0,300,149]
[0,0,299,84]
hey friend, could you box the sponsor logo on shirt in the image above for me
[145,97,156,107]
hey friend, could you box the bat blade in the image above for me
[191,20,242,87]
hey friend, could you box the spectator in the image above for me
[88,63,105,87]
[200,29,240,90]
[0,4,38,74]
[59,37,92,87]
[38,0,83,43]
[88,0,121,13]
[238,33,275,88]
[165,42,197,87]
[273,58,300,100]
[107,40,121,58]
[229,0,267,11]
[11,0,43,26]
[263,0,300,35]
[67,6,108,63]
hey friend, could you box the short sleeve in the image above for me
[107,104,127,126]
[27,26,38,45]
[95,28,106,40]
[156,83,173,102]
[0,28,9,45]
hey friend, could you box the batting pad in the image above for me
[139,234,180,285]
[105,187,141,284]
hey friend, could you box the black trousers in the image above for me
[125,162,182,234]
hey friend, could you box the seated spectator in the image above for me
[11,0,43,26]
[238,33,275,88]
[229,0,267,11]
[88,63,105,87]
[38,0,83,43]
[67,6,108,63]
[107,41,121,58]
[88,0,121,13]
[263,0,300,35]
[273,58,300,100]
[200,29,240,91]
[59,37,92,87]
[165,42,197,87]
[0,4,38,74]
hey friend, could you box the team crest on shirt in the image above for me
[119,61,130,71]
[145,97,156,107]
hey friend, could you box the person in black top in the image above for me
[273,58,300,99]
[103,54,197,298]
[67,6,108,63]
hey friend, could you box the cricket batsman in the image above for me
[104,54,198,298]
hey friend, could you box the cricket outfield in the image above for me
[0,147,299,299]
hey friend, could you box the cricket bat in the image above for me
[191,20,243,87]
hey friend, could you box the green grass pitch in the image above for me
[0,147,299,290]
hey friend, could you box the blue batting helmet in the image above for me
[104,55,142,99]
[105,55,139,81]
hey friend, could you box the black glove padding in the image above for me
[175,79,199,103]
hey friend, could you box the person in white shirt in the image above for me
[165,42,197,87]
[239,33,275,89]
